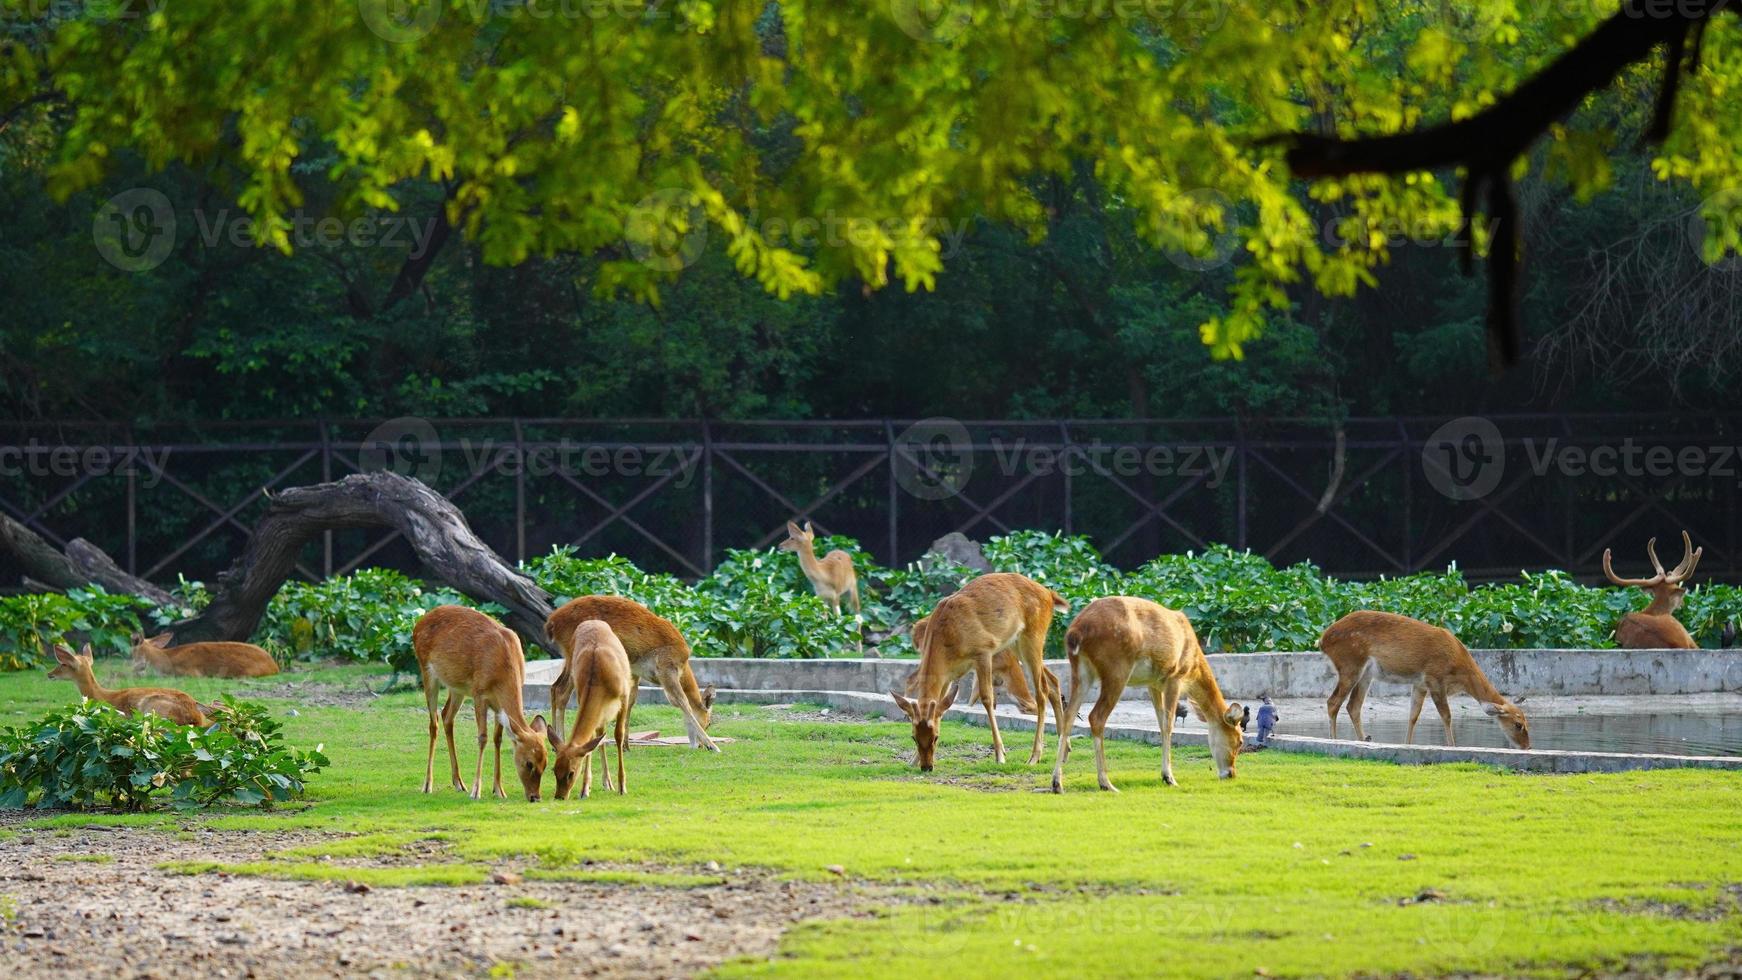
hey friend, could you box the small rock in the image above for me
[343,881,372,894]
[1398,854,1418,861]
[824,864,845,877]
[491,871,522,885]
[684,931,703,942]
[286,709,300,717]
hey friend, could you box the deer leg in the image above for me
[657,662,719,752]
[1051,652,1090,793]
[490,713,507,799]
[1326,670,1354,740]
[549,664,571,747]
[1155,680,1183,786]
[614,710,628,795]
[1406,685,1427,745]
[1015,634,1052,766]
[975,655,1007,764]
[1088,667,1128,792]
[1346,672,1373,742]
[470,703,488,801]
[441,692,467,793]
[1431,688,1455,746]
[421,669,440,794]
[580,746,594,800]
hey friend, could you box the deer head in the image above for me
[777,520,815,553]
[129,631,175,673]
[891,684,958,771]
[1603,530,1702,615]
[511,715,549,802]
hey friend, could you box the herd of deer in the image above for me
[41,526,1708,802]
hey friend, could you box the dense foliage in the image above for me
[0,698,326,811]
[7,534,1736,667]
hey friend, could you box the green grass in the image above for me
[6,660,1742,977]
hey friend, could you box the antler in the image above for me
[1666,530,1703,584]
[1602,544,1663,588]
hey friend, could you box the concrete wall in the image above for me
[523,647,1742,707]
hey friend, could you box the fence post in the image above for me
[513,419,526,564]
[126,426,137,576]
[319,420,332,578]
[885,419,899,565]
[1058,421,1073,535]
[1398,418,1412,571]
[701,418,714,573]
[1235,419,1248,551]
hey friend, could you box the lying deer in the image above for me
[1319,610,1530,749]
[1053,596,1243,792]
[778,520,860,618]
[131,631,279,678]
[49,643,212,726]
[412,605,549,801]
[889,573,1067,771]
[551,620,633,800]
[904,613,1052,714]
[546,595,718,751]
[1603,531,1703,649]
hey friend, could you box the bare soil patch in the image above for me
[0,816,888,978]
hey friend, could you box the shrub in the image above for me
[0,698,326,812]
[256,568,502,669]
[0,586,158,670]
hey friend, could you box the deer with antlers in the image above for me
[1603,531,1704,649]
[889,573,1067,772]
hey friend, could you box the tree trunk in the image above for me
[0,514,174,606]
[166,472,555,652]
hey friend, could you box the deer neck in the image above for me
[794,541,828,582]
[70,666,110,703]
[1449,659,1505,706]
[1641,589,1680,617]
[1183,658,1231,721]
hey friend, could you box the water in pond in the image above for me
[1268,703,1742,757]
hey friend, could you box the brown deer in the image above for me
[1319,610,1530,749]
[1053,596,1243,792]
[1603,531,1703,649]
[550,619,633,800]
[778,521,860,618]
[904,613,1051,714]
[131,631,279,678]
[48,644,211,727]
[546,595,718,751]
[889,573,1067,771]
[412,605,549,801]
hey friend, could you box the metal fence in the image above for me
[2,414,1739,585]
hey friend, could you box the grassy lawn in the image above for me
[4,661,1740,977]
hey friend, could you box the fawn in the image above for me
[778,521,860,617]
[131,631,279,678]
[412,605,550,801]
[546,595,718,751]
[48,643,211,726]
[890,572,1067,771]
[1604,531,1702,649]
[551,619,633,799]
[1054,596,1243,792]
[1319,610,1530,749]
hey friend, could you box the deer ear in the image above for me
[53,644,77,665]
[1223,704,1244,727]
[939,682,960,710]
[889,691,920,720]
[1481,702,1504,717]
[786,521,803,539]
[149,632,174,647]
[701,685,716,710]
[803,521,814,536]
[530,715,547,735]
[79,643,94,659]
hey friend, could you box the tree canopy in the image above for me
[3,1,1740,419]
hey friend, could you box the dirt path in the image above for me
[0,817,880,978]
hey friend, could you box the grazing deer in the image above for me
[889,573,1067,771]
[48,643,210,727]
[904,615,1051,714]
[1603,531,1703,649]
[1319,610,1530,749]
[131,631,279,678]
[1053,597,1243,792]
[412,605,549,801]
[778,521,860,618]
[546,595,719,751]
[551,620,633,800]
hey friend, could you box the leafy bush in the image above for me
[0,586,158,670]
[256,568,502,669]
[0,698,326,812]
